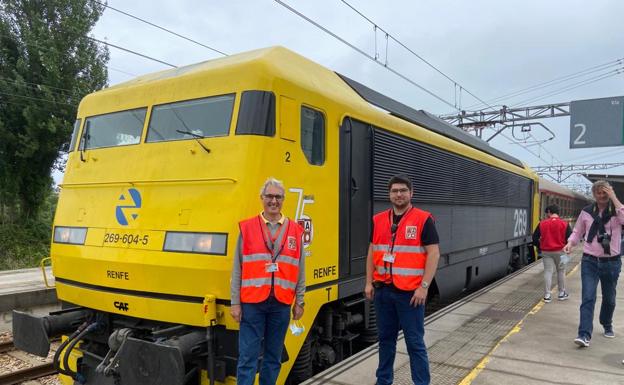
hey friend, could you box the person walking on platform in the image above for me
[532,204,572,303]
[563,180,624,347]
[230,177,305,385]
[365,174,440,385]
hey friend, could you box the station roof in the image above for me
[583,173,624,200]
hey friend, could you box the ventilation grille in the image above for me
[373,129,532,207]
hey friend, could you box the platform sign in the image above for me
[570,96,624,148]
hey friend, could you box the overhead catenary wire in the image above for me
[273,0,459,111]
[0,75,76,96]
[511,68,623,107]
[88,37,177,68]
[94,1,228,57]
[0,28,173,76]
[464,57,624,110]
[561,147,624,164]
[274,0,562,164]
[338,0,496,112]
[0,90,74,106]
[108,66,138,77]
[334,0,566,166]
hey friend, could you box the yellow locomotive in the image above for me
[13,46,539,385]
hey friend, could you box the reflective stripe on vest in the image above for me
[376,266,424,276]
[372,244,425,253]
[372,208,430,291]
[242,253,271,263]
[276,254,300,267]
[239,215,303,305]
[242,277,272,287]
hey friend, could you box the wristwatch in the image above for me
[421,281,430,289]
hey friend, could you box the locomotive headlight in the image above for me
[53,226,87,245]
[163,232,227,255]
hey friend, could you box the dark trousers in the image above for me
[237,297,291,385]
[374,285,429,385]
[578,255,622,339]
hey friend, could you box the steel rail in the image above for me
[0,340,13,354]
[0,362,56,385]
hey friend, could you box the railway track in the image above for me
[0,340,14,354]
[0,338,58,385]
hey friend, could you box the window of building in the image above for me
[82,108,147,150]
[146,94,235,143]
[301,106,325,165]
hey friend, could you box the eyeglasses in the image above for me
[263,194,284,201]
[390,188,410,194]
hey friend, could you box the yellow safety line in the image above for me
[458,257,580,385]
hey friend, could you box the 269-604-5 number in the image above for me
[104,233,149,245]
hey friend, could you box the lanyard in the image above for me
[258,216,288,261]
[388,207,412,254]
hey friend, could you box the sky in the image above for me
[54,0,624,192]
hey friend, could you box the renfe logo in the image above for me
[115,188,142,226]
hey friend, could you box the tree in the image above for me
[0,0,108,220]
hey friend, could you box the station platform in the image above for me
[0,267,58,332]
[303,248,624,385]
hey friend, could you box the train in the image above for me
[538,177,590,222]
[13,46,540,385]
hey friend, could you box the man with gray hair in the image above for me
[230,177,305,385]
[564,180,624,347]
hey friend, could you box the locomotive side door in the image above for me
[339,117,372,280]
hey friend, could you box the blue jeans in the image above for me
[374,285,429,385]
[578,255,622,339]
[237,297,291,385]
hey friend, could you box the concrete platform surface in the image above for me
[0,267,58,332]
[468,259,624,385]
[303,248,624,385]
[0,267,54,296]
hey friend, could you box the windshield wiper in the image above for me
[176,130,211,154]
[80,122,91,162]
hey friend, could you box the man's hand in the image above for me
[365,282,375,300]
[410,287,428,306]
[292,304,304,320]
[563,242,572,254]
[231,304,242,323]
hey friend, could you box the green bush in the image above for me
[0,191,57,271]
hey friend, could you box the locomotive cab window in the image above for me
[235,90,276,136]
[146,94,235,142]
[68,118,82,152]
[301,106,325,165]
[81,108,147,150]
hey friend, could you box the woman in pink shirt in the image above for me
[564,181,624,347]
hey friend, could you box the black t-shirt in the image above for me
[370,211,440,245]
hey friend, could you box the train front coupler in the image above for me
[12,307,90,357]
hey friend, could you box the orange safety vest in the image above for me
[239,215,303,305]
[372,207,430,291]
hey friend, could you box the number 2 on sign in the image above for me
[573,123,586,145]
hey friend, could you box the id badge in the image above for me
[265,262,279,273]
[382,253,395,263]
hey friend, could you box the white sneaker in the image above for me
[558,292,569,301]
[543,294,552,303]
